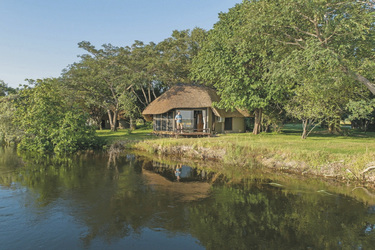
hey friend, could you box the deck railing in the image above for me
[153,117,209,133]
[174,128,211,134]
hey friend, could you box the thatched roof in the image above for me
[142,84,250,119]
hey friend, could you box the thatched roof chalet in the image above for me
[142,84,250,121]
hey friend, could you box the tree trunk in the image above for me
[301,119,308,139]
[111,110,118,132]
[355,73,375,95]
[107,110,114,131]
[328,123,334,134]
[253,108,262,135]
[130,117,136,130]
[328,118,341,134]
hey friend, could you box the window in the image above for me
[224,117,232,131]
[177,110,194,129]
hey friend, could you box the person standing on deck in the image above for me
[175,111,183,132]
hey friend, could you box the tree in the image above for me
[156,28,207,87]
[0,95,23,145]
[347,99,375,132]
[240,0,375,95]
[126,40,161,108]
[13,78,101,154]
[64,30,207,131]
[191,4,287,134]
[240,0,375,137]
[0,80,16,96]
[0,80,21,145]
[278,41,360,138]
[63,42,134,131]
[193,0,375,136]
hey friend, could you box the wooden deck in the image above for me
[153,129,213,138]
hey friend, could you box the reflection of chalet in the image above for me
[142,84,249,135]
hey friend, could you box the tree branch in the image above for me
[131,87,146,106]
[354,73,375,95]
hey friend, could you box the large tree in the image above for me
[240,0,375,137]
[241,0,375,94]
[63,42,134,131]
[191,3,287,134]
[156,28,207,87]
[193,0,375,135]
[277,41,361,138]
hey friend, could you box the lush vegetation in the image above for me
[192,0,375,137]
[1,0,375,153]
[11,79,103,154]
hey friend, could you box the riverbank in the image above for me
[98,125,375,186]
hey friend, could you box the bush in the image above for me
[14,79,104,154]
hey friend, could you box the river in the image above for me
[1,147,375,249]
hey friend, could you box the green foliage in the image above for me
[118,91,138,119]
[52,110,103,153]
[63,42,134,131]
[156,28,207,86]
[13,78,103,154]
[191,3,292,134]
[192,4,274,112]
[347,99,375,132]
[62,29,207,132]
[0,80,16,97]
[279,42,359,137]
[251,0,375,93]
[196,0,375,137]
[347,99,375,122]
[0,95,23,145]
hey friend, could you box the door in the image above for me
[197,113,203,132]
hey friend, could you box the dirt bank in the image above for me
[130,142,375,188]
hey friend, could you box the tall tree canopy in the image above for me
[156,28,207,86]
[63,42,134,131]
[193,0,375,136]
[192,3,288,134]
[249,0,375,137]
[241,0,375,94]
[62,28,207,131]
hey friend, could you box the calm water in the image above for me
[1,147,375,250]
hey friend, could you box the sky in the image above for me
[0,0,242,88]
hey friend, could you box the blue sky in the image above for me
[0,0,241,88]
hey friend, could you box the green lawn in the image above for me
[96,127,154,143]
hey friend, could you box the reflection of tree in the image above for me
[2,149,375,249]
[1,150,194,247]
[0,147,25,187]
[188,183,375,249]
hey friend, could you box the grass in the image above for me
[97,124,375,180]
[96,127,154,143]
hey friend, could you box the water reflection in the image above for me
[144,161,213,183]
[1,147,375,249]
